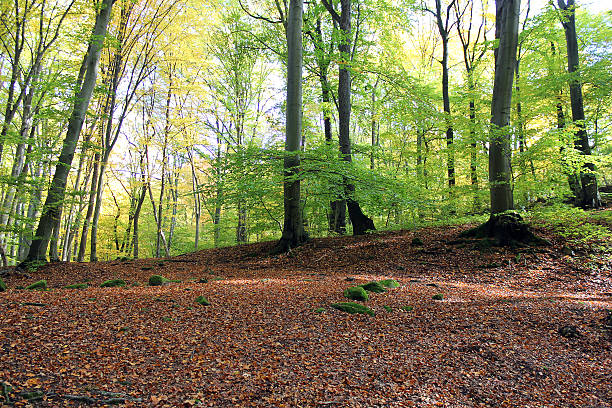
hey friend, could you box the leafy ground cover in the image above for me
[1,211,611,407]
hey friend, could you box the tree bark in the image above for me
[21,0,113,266]
[322,0,375,236]
[489,0,520,215]
[275,0,308,253]
[557,0,600,208]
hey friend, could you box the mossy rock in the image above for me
[148,275,168,286]
[379,279,400,288]
[314,307,326,313]
[0,277,6,292]
[26,280,47,291]
[195,295,210,306]
[331,302,374,316]
[411,237,424,246]
[64,283,88,289]
[141,266,153,271]
[100,279,126,288]
[343,286,369,301]
[432,293,444,300]
[360,281,387,293]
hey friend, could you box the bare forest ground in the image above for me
[1,211,611,407]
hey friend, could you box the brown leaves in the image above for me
[0,224,610,406]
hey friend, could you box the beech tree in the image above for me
[275,0,307,252]
[21,0,114,265]
[556,0,600,208]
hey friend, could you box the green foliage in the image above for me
[401,305,413,312]
[100,279,126,288]
[360,281,387,293]
[379,279,400,288]
[64,283,88,289]
[530,203,611,250]
[314,307,326,313]
[148,275,168,286]
[331,302,374,316]
[432,294,444,300]
[195,295,210,306]
[383,305,392,312]
[343,286,369,301]
[26,280,47,291]
[0,277,6,292]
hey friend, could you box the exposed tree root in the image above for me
[460,212,546,247]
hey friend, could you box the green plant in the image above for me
[100,279,126,288]
[401,305,413,312]
[360,281,387,293]
[0,277,6,292]
[343,286,369,301]
[383,305,392,312]
[148,275,168,286]
[379,279,400,288]
[314,307,325,313]
[64,283,88,289]
[432,293,444,300]
[331,302,374,316]
[196,296,210,306]
[26,280,47,291]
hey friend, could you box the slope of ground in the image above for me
[1,219,611,407]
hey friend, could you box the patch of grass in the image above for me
[343,286,369,301]
[26,280,47,291]
[331,302,374,316]
[195,296,210,306]
[379,279,400,288]
[360,281,387,293]
[64,283,88,289]
[100,279,126,288]
[383,305,393,312]
[401,305,414,312]
[314,307,326,313]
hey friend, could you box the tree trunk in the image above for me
[274,0,308,253]
[78,153,100,262]
[489,0,520,215]
[558,0,600,208]
[21,0,113,266]
[322,0,375,236]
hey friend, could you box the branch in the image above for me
[321,0,341,23]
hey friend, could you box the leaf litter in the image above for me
[0,222,611,407]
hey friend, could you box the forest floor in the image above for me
[1,211,611,407]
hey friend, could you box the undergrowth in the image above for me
[529,203,611,252]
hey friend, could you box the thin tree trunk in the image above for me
[77,153,100,262]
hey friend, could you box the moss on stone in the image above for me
[432,293,444,300]
[401,305,414,312]
[100,279,126,288]
[0,277,6,292]
[343,286,369,301]
[195,295,210,306]
[64,283,88,289]
[411,237,424,246]
[379,279,400,288]
[331,302,374,316]
[314,307,326,313]
[26,280,47,291]
[148,275,167,286]
[360,281,387,293]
